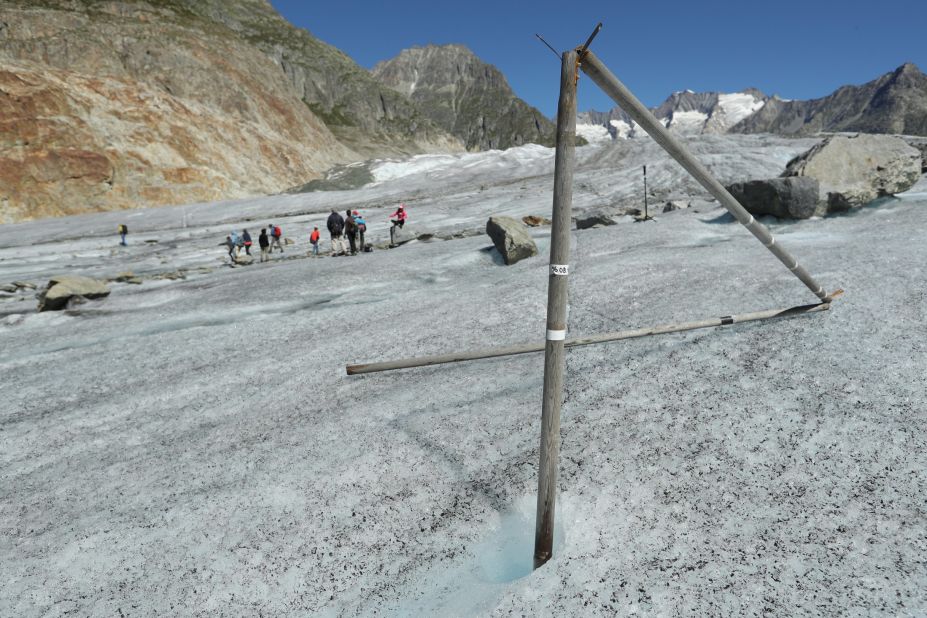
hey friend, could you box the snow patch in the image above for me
[716,92,766,125]
[666,110,708,134]
[610,119,634,139]
[576,123,612,144]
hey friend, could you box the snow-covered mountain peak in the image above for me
[578,88,768,140]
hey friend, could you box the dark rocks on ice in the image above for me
[662,200,691,213]
[726,177,821,219]
[574,212,617,229]
[485,216,538,265]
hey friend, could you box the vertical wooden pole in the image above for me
[534,49,577,570]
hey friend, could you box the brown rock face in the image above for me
[0,2,366,222]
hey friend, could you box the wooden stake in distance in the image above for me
[534,49,578,570]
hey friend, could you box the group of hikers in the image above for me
[225,224,285,262]
[222,204,409,263]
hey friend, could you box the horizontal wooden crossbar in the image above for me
[346,300,833,375]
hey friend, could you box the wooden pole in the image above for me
[534,49,578,570]
[579,50,832,303]
[643,165,648,219]
[345,301,830,375]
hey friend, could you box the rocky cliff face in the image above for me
[371,44,556,151]
[0,0,463,222]
[186,0,464,158]
[731,63,927,137]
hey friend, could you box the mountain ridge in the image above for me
[371,44,557,151]
[0,0,466,222]
[580,63,927,140]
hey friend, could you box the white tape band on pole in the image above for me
[550,264,569,276]
[546,329,566,341]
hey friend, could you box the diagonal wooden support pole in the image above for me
[578,50,832,303]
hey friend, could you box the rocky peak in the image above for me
[372,44,556,151]
[732,63,927,137]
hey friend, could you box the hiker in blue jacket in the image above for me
[230,230,241,258]
[353,211,367,252]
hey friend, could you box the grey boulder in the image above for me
[903,138,927,172]
[784,134,922,212]
[38,275,110,311]
[485,216,538,265]
[389,225,417,247]
[726,177,822,219]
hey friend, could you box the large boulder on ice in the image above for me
[903,138,927,172]
[38,275,110,311]
[389,225,417,247]
[485,216,538,265]
[726,177,821,219]
[784,134,922,212]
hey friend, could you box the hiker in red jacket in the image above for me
[309,227,321,256]
[389,204,407,247]
[269,223,284,253]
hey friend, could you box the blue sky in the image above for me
[269,0,926,118]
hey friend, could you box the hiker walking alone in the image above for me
[389,203,407,247]
[353,211,367,252]
[118,224,128,246]
[327,209,346,256]
[259,228,270,262]
[309,227,321,256]
[269,223,284,253]
[344,209,358,256]
[242,229,252,256]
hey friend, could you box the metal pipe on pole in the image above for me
[533,49,578,570]
[578,50,832,303]
[344,301,830,376]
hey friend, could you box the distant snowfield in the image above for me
[1,136,925,615]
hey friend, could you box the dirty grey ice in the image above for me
[1,135,925,616]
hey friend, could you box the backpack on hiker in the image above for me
[273,226,282,238]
